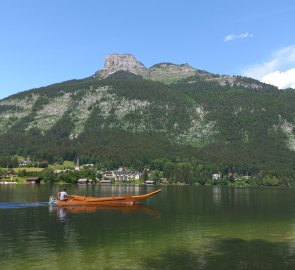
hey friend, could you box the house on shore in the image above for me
[145,180,155,185]
[26,177,41,184]
[77,178,92,185]
[99,179,112,185]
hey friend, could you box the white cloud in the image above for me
[224,33,253,42]
[261,68,295,89]
[242,45,295,89]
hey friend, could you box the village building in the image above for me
[83,163,94,168]
[145,180,155,185]
[19,160,32,167]
[99,179,112,185]
[212,173,221,180]
[26,177,41,184]
[77,178,92,185]
[102,168,143,182]
[54,169,70,174]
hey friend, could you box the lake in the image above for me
[1,184,295,270]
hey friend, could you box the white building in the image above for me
[212,173,221,180]
[102,168,143,181]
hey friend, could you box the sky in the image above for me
[1,0,295,100]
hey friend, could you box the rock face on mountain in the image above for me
[98,54,148,78]
[97,53,198,83]
[104,54,145,70]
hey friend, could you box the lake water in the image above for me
[1,185,295,270]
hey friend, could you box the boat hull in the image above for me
[54,189,161,206]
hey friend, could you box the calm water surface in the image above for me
[1,185,295,270]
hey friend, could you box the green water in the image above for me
[1,185,295,270]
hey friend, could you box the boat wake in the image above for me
[0,202,49,209]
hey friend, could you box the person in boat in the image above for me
[58,188,68,201]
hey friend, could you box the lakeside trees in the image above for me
[1,155,294,187]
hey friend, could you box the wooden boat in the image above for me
[49,189,161,206]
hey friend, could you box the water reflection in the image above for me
[57,207,67,221]
[212,186,221,206]
[212,187,252,210]
[49,203,161,222]
[140,238,295,270]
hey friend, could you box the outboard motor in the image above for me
[49,196,57,205]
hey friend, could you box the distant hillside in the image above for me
[1,53,295,182]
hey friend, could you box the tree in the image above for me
[142,169,149,181]
[40,168,57,182]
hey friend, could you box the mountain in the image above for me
[1,53,295,181]
[96,53,277,89]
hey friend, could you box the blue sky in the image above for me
[1,0,295,99]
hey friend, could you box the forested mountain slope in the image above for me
[0,54,295,181]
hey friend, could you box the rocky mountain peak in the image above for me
[104,54,146,70]
[98,53,148,78]
[96,53,274,88]
[96,53,199,83]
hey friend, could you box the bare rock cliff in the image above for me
[96,53,198,83]
[98,54,148,78]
